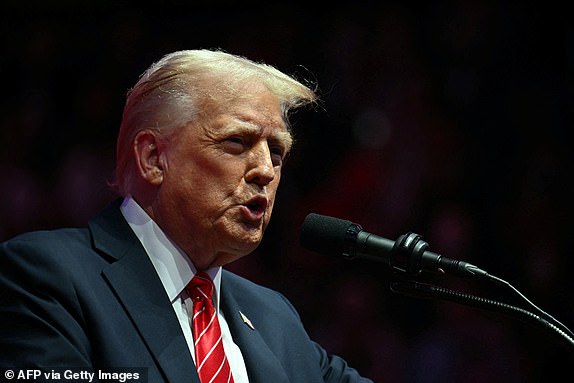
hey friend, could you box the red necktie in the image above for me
[186,272,235,383]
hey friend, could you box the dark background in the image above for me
[1,2,573,382]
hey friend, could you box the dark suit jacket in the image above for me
[0,200,373,382]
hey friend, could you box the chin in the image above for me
[233,234,262,255]
[239,238,261,253]
[221,219,264,252]
[215,244,258,268]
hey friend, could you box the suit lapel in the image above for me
[90,200,199,383]
[220,275,290,383]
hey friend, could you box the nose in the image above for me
[245,141,276,186]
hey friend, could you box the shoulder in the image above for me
[0,198,127,269]
[1,228,91,260]
[0,227,104,285]
[0,228,98,315]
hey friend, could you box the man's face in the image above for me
[154,86,292,270]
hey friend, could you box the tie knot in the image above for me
[187,272,214,302]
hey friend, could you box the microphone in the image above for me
[300,213,488,279]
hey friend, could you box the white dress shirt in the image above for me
[120,197,249,382]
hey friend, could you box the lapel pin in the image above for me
[239,311,255,330]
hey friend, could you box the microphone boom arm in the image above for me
[391,279,574,353]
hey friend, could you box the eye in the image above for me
[222,136,248,153]
[269,144,286,167]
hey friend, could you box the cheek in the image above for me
[167,165,239,218]
[168,150,229,191]
[265,177,282,210]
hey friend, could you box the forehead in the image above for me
[209,86,290,136]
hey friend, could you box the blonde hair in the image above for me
[112,49,317,196]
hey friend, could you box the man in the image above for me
[0,49,374,382]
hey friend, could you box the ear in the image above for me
[133,130,164,186]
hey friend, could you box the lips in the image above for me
[242,195,268,221]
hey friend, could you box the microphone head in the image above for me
[300,213,361,258]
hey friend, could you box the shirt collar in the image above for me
[120,196,223,312]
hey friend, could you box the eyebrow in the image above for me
[222,121,294,153]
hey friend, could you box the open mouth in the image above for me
[242,195,268,219]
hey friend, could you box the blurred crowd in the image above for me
[1,2,573,382]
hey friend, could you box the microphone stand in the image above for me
[390,279,574,352]
[386,232,574,353]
